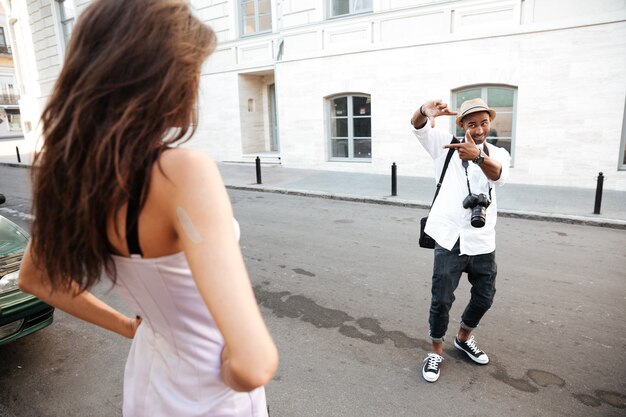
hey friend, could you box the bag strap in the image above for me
[429,137,459,207]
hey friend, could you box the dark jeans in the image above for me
[428,240,497,342]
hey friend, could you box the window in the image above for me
[452,85,517,163]
[618,96,626,170]
[328,0,372,18]
[328,94,371,160]
[6,109,21,131]
[0,80,18,105]
[240,0,272,36]
[0,28,8,54]
[55,0,76,46]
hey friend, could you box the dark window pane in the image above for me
[332,97,348,117]
[354,139,371,158]
[353,118,371,137]
[487,138,511,154]
[487,87,514,108]
[332,118,348,137]
[456,88,481,107]
[332,0,350,16]
[332,139,349,157]
[352,96,371,116]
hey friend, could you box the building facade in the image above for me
[3,0,626,190]
[0,3,23,164]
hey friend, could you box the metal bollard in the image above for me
[391,162,397,196]
[255,156,262,184]
[16,146,21,163]
[593,172,604,214]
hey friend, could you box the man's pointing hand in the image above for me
[444,130,481,161]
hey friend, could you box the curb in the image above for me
[225,185,626,230]
[3,163,624,229]
[0,162,29,169]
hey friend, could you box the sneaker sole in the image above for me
[454,340,489,365]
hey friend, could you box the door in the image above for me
[269,83,279,151]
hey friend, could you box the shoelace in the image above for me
[465,336,482,355]
[426,354,443,371]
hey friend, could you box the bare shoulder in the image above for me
[153,148,221,189]
[158,147,217,173]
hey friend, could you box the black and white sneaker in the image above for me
[422,353,444,382]
[454,335,489,364]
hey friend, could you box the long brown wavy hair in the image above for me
[30,0,216,291]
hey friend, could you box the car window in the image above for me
[0,216,29,257]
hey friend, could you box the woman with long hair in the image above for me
[18,0,278,415]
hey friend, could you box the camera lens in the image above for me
[471,206,486,228]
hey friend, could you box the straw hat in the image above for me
[455,98,496,126]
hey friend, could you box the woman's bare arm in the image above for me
[160,149,278,392]
[19,243,141,338]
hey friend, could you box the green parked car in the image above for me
[0,193,54,345]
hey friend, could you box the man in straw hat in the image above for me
[410,98,511,383]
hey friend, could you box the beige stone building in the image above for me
[3,0,626,190]
[0,2,23,163]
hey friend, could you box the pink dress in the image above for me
[111,222,268,416]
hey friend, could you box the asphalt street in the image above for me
[0,166,624,416]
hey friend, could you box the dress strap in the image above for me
[125,150,159,257]
[126,182,143,257]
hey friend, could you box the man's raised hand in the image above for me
[422,100,458,128]
[412,99,457,128]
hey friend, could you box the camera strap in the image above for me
[462,150,492,199]
[430,137,460,207]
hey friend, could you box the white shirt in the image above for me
[413,123,511,255]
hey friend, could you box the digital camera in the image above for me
[462,193,491,228]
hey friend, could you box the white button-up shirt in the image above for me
[413,123,511,255]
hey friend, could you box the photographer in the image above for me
[410,98,511,383]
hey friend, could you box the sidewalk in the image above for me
[218,162,626,229]
[2,161,625,229]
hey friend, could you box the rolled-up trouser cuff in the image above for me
[460,321,476,332]
[429,331,445,343]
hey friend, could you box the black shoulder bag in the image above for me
[419,137,459,249]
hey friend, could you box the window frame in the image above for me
[239,0,272,38]
[619,95,626,170]
[327,93,372,162]
[327,0,373,19]
[53,0,76,58]
[451,84,517,166]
